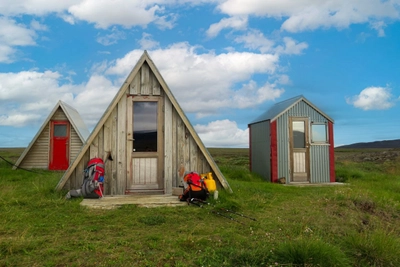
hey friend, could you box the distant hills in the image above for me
[337,139,400,149]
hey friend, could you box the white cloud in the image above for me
[233,31,308,55]
[0,17,38,62]
[206,16,248,38]
[68,0,163,29]
[370,21,386,37]
[232,80,284,108]
[0,71,63,102]
[30,20,48,31]
[0,44,285,129]
[0,70,118,129]
[106,45,282,115]
[218,0,400,34]
[59,13,76,25]
[233,29,275,53]
[73,75,119,127]
[277,74,290,85]
[1,0,398,36]
[0,70,74,126]
[0,45,16,63]
[96,27,126,46]
[139,32,160,50]
[0,0,79,16]
[346,86,397,110]
[153,11,177,30]
[276,37,308,55]
[0,113,42,127]
[194,119,248,147]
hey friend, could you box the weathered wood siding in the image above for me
[164,96,212,192]
[69,126,83,164]
[63,62,215,195]
[53,108,67,120]
[19,107,84,169]
[19,124,50,169]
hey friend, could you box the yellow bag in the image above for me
[201,172,216,192]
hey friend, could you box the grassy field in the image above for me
[0,148,400,266]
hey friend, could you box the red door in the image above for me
[49,121,70,170]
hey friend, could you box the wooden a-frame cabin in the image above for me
[13,100,90,170]
[56,51,232,195]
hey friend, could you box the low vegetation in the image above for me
[1,148,400,266]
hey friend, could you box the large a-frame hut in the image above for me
[56,51,232,195]
[14,100,90,170]
[248,95,335,184]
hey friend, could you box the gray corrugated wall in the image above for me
[276,114,289,181]
[276,100,331,183]
[310,145,330,183]
[250,121,271,180]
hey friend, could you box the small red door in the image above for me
[49,121,70,170]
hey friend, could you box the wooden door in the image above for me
[126,96,164,193]
[49,121,69,170]
[289,117,310,182]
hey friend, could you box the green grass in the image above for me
[1,148,400,266]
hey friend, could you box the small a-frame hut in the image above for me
[56,51,232,195]
[14,100,90,170]
[248,95,335,184]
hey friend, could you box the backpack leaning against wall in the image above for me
[65,157,105,199]
[81,158,105,198]
[179,172,209,202]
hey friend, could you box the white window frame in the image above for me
[310,122,329,144]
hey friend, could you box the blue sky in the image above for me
[0,0,399,148]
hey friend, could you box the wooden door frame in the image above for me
[289,117,310,183]
[49,120,70,170]
[126,95,164,193]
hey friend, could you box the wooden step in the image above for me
[80,194,186,209]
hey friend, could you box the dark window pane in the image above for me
[54,124,67,137]
[293,121,305,148]
[133,102,157,152]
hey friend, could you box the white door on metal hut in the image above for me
[289,117,310,182]
[127,96,164,193]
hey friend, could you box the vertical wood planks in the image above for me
[151,72,161,95]
[164,96,173,194]
[126,96,133,192]
[90,135,98,159]
[141,63,150,95]
[117,90,127,194]
[103,115,112,195]
[130,73,140,95]
[171,106,178,187]
[111,108,118,195]
[189,137,197,171]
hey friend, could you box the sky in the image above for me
[0,0,400,148]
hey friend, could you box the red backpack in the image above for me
[179,172,209,201]
[82,158,105,198]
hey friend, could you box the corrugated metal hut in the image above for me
[56,51,232,195]
[13,100,90,170]
[248,95,335,184]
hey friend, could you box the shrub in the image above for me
[335,165,364,182]
[219,165,263,182]
[343,230,400,267]
[273,238,351,267]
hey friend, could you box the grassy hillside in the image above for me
[0,148,400,266]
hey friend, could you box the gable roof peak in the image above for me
[249,94,333,125]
